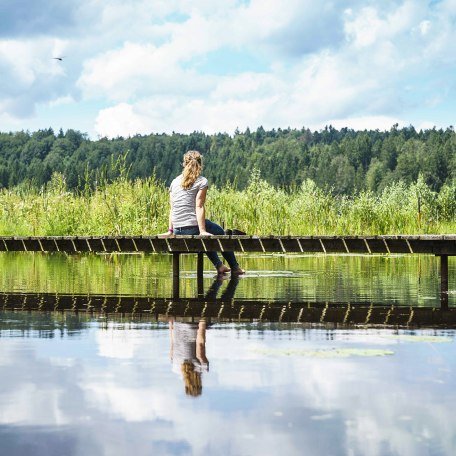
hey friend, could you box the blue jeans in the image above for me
[174,219,239,271]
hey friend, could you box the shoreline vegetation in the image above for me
[0,169,454,236]
[0,126,454,236]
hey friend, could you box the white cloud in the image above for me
[1,0,456,135]
[0,37,71,117]
[320,115,405,131]
[47,95,75,107]
[419,20,431,36]
[78,41,214,101]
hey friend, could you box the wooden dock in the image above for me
[0,234,454,307]
[0,234,454,255]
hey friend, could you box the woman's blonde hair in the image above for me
[181,361,202,396]
[182,150,202,189]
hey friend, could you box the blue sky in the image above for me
[0,0,455,138]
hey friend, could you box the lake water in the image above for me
[0,253,455,455]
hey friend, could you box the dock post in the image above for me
[172,252,180,299]
[439,255,449,310]
[197,253,204,296]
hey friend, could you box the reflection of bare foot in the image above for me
[213,274,230,281]
[231,267,245,275]
[217,265,231,275]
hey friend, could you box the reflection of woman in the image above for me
[160,150,244,276]
[169,318,208,397]
[168,278,239,396]
[205,276,240,301]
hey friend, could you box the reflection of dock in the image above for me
[1,292,456,327]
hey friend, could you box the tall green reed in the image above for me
[0,169,454,236]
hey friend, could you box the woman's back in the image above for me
[169,174,208,228]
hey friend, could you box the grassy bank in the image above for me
[0,172,454,236]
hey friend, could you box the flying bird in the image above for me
[52,56,65,61]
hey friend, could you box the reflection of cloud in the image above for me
[0,384,69,426]
[0,323,455,455]
[96,327,136,359]
[83,383,175,422]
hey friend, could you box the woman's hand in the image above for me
[157,231,174,238]
[198,231,213,236]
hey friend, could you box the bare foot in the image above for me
[231,267,245,275]
[217,265,231,275]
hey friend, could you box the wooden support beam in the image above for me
[172,252,180,299]
[197,253,204,296]
[440,255,449,310]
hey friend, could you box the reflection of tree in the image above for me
[0,311,88,337]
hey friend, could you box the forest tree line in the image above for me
[0,125,454,194]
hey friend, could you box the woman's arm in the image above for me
[196,187,212,236]
[196,320,208,365]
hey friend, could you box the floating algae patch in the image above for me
[379,335,453,343]
[253,348,394,358]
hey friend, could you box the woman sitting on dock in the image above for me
[160,150,244,275]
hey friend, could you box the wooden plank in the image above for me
[199,237,222,251]
[38,238,58,252]
[151,237,170,252]
[320,237,347,253]
[73,237,91,252]
[102,237,120,252]
[55,238,77,252]
[23,238,42,251]
[133,237,154,252]
[4,238,26,251]
[0,239,7,251]
[184,237,205,252]
[383,237,411,254]
[407,239,434,254]
[364,238,388,254]
[345,307,371,323]
[261,237,284,252]
[298,238,324,253]
[433,240,456,255]
[117,237,137,252]
[280,237,301,253]
[238,237,263,252]
[344,238,370,253]
[87,238,105,252]
[219,238,242,251]
[168,238,188,252]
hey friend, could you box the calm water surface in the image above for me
[0,253,455,455]
[0,252,454,305]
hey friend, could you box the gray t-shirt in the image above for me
[169,174,208,228]
[171,322,208,373]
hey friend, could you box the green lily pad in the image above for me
[253,348,394,358]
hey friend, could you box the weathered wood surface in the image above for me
[1,292,455,327]
[0,235,455,254]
